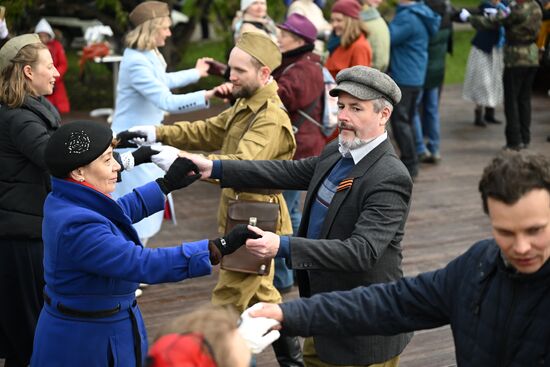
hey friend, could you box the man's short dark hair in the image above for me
[479,150,550,213]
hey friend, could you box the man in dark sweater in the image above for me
[247,150,550,367]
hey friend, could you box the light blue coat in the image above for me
[112,48,209,239]
[31,178,211,366]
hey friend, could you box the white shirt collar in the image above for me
[346,132,388,164]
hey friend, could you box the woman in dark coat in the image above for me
[0,34,60,367]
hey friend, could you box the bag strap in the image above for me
[281,61,324,132]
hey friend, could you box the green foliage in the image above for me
[444,29,474,85]
[64,52,114,110]
[2,0,35,29]
[96,0,128,28]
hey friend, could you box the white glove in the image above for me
[128,125,157,145]
[459,8,471,22]
[483,8,498,17]
[150,144,180,172]
[0,19,8,39]
[239,304,281,354]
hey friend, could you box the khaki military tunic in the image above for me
[156,81,296,311]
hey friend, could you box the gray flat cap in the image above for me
[329,66,402,105]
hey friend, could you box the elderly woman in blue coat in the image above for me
[112,1,220,244]
[31,121,257,366]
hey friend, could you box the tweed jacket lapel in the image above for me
[318,139,393,239]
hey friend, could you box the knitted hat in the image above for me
[332,0,362,19]
[277,14,317,44]
[35,18,55,39]
[45,121,113,178]
[129,1,170,27]
[146,333,217,367]
[0,34,41,72]
[330,66,402,105]
[241,0,265,12]
[235,31,281,71]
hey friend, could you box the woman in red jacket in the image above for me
[325,0,372,79]
[35,18,70,114]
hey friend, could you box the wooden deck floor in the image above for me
[2,84,548,367]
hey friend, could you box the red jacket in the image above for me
[325,33,372,79]
[273,47,326,160]
[46,39,70,114]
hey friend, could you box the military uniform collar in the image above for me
[235,79,279,113]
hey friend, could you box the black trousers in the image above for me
[503,66,538,147]
[0,239,44,367]
[390,86,421,178]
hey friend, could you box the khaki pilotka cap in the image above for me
[235,32,281,71]
[0,34,41,72]
[330,65,402,106]
[129,1,170,27]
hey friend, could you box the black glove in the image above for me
[132,146,159,166]
[209,224,262,261]
[155,157,201,195]
[113,151,124,182]
[116,130,147,148]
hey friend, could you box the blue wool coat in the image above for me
[31,178,211,366]
[388,2,441,87]
[111,48,209,239]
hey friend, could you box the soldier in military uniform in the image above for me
[117,32,304,366]
[468,0,543,150]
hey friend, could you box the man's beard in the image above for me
[232,82,257,99]
[338,130,373,157]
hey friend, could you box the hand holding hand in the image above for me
[178,152,213,179]
[116,130,147,148]
[459,8,471,22]
[211,224,261,257]
[132,146,159,166]
[195,57,213,78]
[247,302,284,325]
[205,82,233,102]
[239,303,281,354]
[205,59,228,77]
[150,144,181,172]
[155,157,201,195]
[245,225,280,258]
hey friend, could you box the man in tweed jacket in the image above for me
[187,66,413,367]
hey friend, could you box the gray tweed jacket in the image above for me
[220,139,413,365]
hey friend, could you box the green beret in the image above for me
[0,34,41,72]
[45,121,113,178]
[329,66,402,106]
[235,32,281,71]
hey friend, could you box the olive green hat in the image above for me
[235,32,281,72]
[0,34,41,72]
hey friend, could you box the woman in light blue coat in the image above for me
[112,1,218,242]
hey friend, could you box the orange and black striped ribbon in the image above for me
[337,178,354,192]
